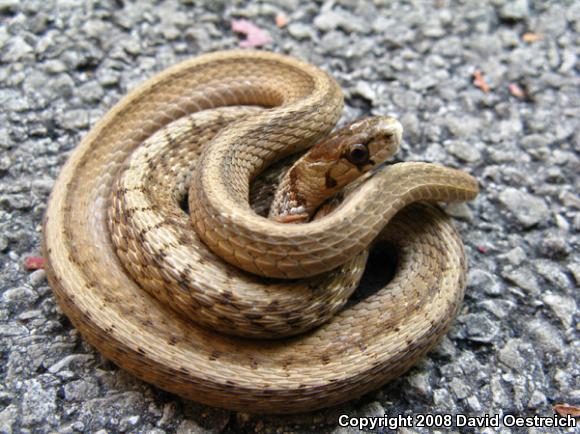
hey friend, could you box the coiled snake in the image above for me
[43,50,479,414]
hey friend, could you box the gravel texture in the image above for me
[0,0,578,433]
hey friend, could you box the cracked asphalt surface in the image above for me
[0,0,578,433]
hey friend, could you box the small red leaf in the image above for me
[509,83,526,99]
[554,404,580,417]
[231,19,273,48]
[522,32,543,43]
[275,13,288,28]
[25,256,45,270]
[473,70,490,93]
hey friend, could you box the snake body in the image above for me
[43,50,479,413]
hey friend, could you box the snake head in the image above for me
[270,116,403,222]
[308,116,403,190]
[342,116,402,169]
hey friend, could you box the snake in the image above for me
[42,50,479,414]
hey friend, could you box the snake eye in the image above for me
[347,143,370,165]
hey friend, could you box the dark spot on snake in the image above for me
[217,315,235,325]
[141,319,154,328]
[266,299,280,311]
[325,171,337,189]
[282,357,294,369]
[209,351,221,361]
[221,290,233,299]
[151,220,168,230]
[223,268,236,279]
[196,296,214,308]
[164,130,179,149]
[226,300,242,311]
[177,233,190,245]
[114,347,128,356]
[154,249,167,262]
[245,312,264,320]
[176,278,191,293]
[178,270,189,282]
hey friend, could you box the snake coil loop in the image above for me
[43,50,478,413]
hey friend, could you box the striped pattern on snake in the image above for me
[42,50,479,413]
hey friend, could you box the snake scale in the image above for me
[42,50,479,414]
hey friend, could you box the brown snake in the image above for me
[42,50,479,414]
